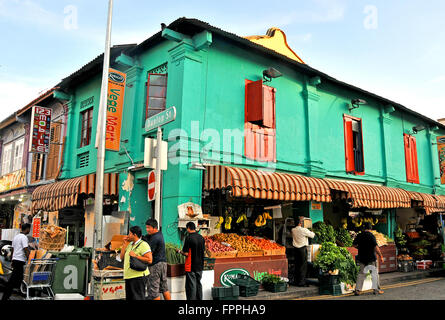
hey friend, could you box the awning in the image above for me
[325,179,411,209]
[203,165,331,202]
[31,173,119,212]
[406,191,445,214]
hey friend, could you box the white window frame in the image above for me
[1,143,13,175]
[12,138,24,172]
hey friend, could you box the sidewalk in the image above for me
[240,268,445,300]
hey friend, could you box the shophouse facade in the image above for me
[25,18,445,247]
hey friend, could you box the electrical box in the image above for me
[144,137,168,170]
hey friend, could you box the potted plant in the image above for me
[260,273,288,293]
[165,242,186,277]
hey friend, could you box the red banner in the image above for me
[29,106,52,153]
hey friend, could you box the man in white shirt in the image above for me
[1,223,31,300]
[291,217,315,287]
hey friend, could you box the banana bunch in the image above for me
[341,218,348,229]
[236,214,247,224]
[351,216,379,227]
[214,216,224,229]
[225,216,233,230]
[254,212,272,227]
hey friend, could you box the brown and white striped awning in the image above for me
[31,173,119,213]
[407,191,445,214]
[203,165,331,202]
[325,179,411,209]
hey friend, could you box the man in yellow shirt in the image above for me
[120,226,152,300]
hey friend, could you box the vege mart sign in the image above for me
[220,268,250,287]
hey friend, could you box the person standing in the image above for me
[120,226,152,300]
[353,222,384,295]
[143,219,171,300]
[2,223,31,301]
[176,222,205,300]
[291,217,315,287]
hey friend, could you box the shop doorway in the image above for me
[58,208,85,247]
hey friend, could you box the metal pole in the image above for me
[155,127,162,225]
[94,0,113,250]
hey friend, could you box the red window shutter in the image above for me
[262,128,276,162]
[246,80,263,124]
[262,86,275,128]
[344,117,355,173]
[244,123,255,160]
[410,135,420,184]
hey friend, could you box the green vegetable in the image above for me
[335,228,353,247]
[260,273,286,285]
[313,242,359,285]
[165,242,185,265]
[311,222,336,244]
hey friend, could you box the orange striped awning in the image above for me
[406,191,445,214]
[325,179,411,209]
[31,173,119,213]
[203,165,331,202]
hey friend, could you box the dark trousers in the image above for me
[125,276,147,300]
[185,271,203,300]
[2,260,25,301]
[294,246,308,285]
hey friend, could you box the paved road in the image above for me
[295,277,445,300]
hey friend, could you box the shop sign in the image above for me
[220,268,250,287]
[29,106,52,153]
[105,68,126,151]
[32,217,41,238]
[311,201,322,211]
[0,169,26,193]
[437,136,445,184]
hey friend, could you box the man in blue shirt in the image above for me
[143,219,171,300]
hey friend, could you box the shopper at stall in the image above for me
[353,222,384,295]
[120,226,152,300]
[176,222,205,300]
[291,217,315,287]
[143,219,171,300]
[1,223,31,301]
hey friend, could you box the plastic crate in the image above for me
[232,274,260,297]
[263,282,288,293]
[318,274,340,286]
[319,284,342,296]
[212,285,239,300]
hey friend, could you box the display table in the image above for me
[212,255,288,286]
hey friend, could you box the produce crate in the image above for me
[232,274,260,297]
[272,247,286,256]
[319,284,342,296]
[398,260,415,272]
[263,249,274,256]
[263,282,288,293]
[212,285,239,300]
[207,250,238,259]
[167,263,185,277]
[318,274,340,286]
[204,257,216,271]
[236,250,264,258]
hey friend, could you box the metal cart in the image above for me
[23,258,58,300]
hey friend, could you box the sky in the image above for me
[0,0,445,123]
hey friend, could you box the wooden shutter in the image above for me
[46,123,61,180]
[246,80,264,124]
[30,153,38,184]
[344,117,355,173]
[262,85,275,128]
[404,134,419,184]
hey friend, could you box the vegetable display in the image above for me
[165,242,185,265]
[313,242,358,285]
[311,222,336,244]
[335,228,353,247]
[260,272,286,285]
[204,236,236,253]
[211,233,262,252]
[245,236,283,250]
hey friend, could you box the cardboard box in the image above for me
[110,235,126,251]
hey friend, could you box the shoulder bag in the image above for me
[129,240,149,272]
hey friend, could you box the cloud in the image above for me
[0,0,61,28]
[429,75,445,84]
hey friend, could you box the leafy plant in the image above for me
[335,228,353,247]
[260,273,286,285]
[165,242,185,265]
[394,227,407,248]
[311,222,336,244]
[313,242,358,285]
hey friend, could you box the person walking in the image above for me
[2,223,31,300]
[176,222,205,300]
[143,219,171,300]
[353,222,384,295]
[120,226,152,300]
[291,217,315,287]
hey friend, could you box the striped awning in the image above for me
[31,173,119,212]
[406,191,445,214]
[203,165,331,202]
[325,179,411,209]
